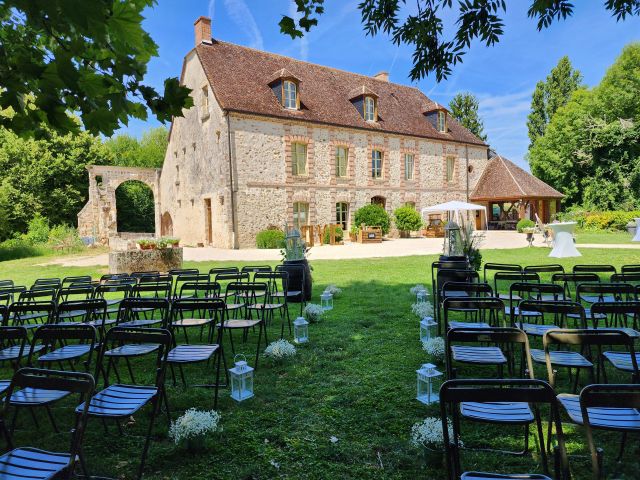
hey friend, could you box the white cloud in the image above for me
[223,0,264,50]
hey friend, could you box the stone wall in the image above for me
[109,248,183,274]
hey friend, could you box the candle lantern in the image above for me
[320,291,333,311]
[416,289,428,303]
[443,221,463,258]
[419,316,437,342]
[229,354,254,402]
[293,316,309,344]
[416,363,442,405]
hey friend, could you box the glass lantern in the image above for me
[416,363,442,405]
[293,316,309,344]
[420,316,437,342]
[443,221,463,258]
[229,355,254,402]
[320,291,333,311]
[416,289,428,303]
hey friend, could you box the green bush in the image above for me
[393,206,423,232]
[556,208,640,231]
[353,204,391,235]
[516,219,535,233]
[47,225,84,250]
[256,229,285,249]
[0,238,48,262]
[24,214,50,244]
[322,226,344,244]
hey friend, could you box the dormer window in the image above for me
[283,80,298,110]
[364,96,377,122]
[437,111,447,132]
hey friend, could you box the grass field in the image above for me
[1,247,639,479]
[574,230,634,244]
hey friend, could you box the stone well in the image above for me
[109,248,183,274]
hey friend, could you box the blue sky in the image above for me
[124,1,640,169]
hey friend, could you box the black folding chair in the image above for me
[483,263,522,283]
[242,265,273,274]
[79,327,171,479]
[0,368,94,479]
[494,272,539,302]
[551,273,600,302]
[440,378,569,480]
[172,273,210,300]
[254,271,292,338]
[61,275,93,287]
[8,301,56,332]
[56,285,96,322]
[93,282,132,318]
[0,326,30,396]
[573,264,617,275]
[443,297,504,330]
[590,300,640,336]
[513,300,585,338]
[116,297,170,329]
[436,269,479,334]
[274,264,306,316]
[524,264,565,284]
[56,299,109,342]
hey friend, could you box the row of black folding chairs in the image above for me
[0,326,178,479]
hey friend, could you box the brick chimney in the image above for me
[194,16,212,46]
[373,71,389,82]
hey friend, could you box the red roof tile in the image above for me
[195,40,486,146]
[470,155,564,201]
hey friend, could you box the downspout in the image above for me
[226,113,239,249]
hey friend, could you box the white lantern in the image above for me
[416,363,442,405]
[229,355,254,402]
[320,291,333,311]
[416,289,428,303]
[293,316,309,344]
[420,316,437,342]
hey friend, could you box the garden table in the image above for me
[548,222,581,258]
[633,218,640,242]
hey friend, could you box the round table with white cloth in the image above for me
[548,222,581,258]
[632,218,640,242]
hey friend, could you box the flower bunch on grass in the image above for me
[303,303,324,323]
[422,337,445,362]
[264,339,297,361]
[410,284,426,295]
[325,284,342,296]
[411,301,434,319]
[169,409,222,446]
[410,417,459,449]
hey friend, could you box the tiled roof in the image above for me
[194,40,486,146]
[470,155,564,201]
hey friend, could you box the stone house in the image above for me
[80,16,561,248]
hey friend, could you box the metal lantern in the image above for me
[443,221,463,258]
[416,289,428,303]
[293,316,309,344]
[416,363,442,405]
[420,316,437,342]
[229,355,254,402]
[320,291,333,311]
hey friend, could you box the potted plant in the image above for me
[165,237,180,248]
[459,223,484,270]
[523,227,535,246]
[394,206,423,238]
[349,224,359,242]
[280,225,312,301]
[137,239,152,250]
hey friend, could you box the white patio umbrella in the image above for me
[421,200,488,229]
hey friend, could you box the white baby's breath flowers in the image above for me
[422,337,445,361]
[264,339,297,360]
[410,417,459,449]
[410,284,426,295]
[325,284,342,296]
[304,303,324,323]
[169,409,222,445]
[411,301,434,319]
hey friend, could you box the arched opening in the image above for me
[161,212,174,236]
[371,196,386,210]
[115,180,155,233]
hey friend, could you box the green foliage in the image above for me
[527,57,583,148]
[0,127,113,236]
[516,218,535,233]
[353,204,391,235]
[529,44,640,209]
[256,229,286,249]
[322,226,344,244]
[24,214,50,244]
[280,2,639,81]
[0,238,48,262]
[556,209,640,231]
[448,92,487,141]
[115,181,155,233]
[0,1,192,137]
[47,224,83,250]
[393,206,423,232]
[104,127,168,168]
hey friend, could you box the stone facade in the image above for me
[109,248,183,274]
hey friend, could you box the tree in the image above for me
[529,43,640,210]
[394,206,423,234]
[527,57,582,148]
[0,1,192,137]
[104,126,168,168]
[448,92,486,141]
[280,1,640,82]
[353,204,391,235]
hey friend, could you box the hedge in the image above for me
[256,229,285,249]
[353,204,391,235]
[556,209,640,231]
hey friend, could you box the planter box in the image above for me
[358,226,382,243]
[109,248,183,274]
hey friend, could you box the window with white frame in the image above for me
[364,96,376,122]
[283,80,298,110]
[437,111,447,132]
[293,202,309,228]
[371,150,383,179]
[335,146,348,178]
[291,142,307,176]
[336,202,348,230]
[404,153,415,180]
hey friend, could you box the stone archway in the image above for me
[161,212,174,236]
[78,165,161,244]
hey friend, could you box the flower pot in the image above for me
[282,259,312,301]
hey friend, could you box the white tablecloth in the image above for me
[548,222,581,258]
[633,218,640,242]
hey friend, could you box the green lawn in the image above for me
[574,230,634,244]
[1,248,639,479]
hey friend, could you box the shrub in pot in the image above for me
[256,229,285,249]
[322,226,343,244]
[394,206,423,238]
[353,204,391,235]
[516,218,535,233]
